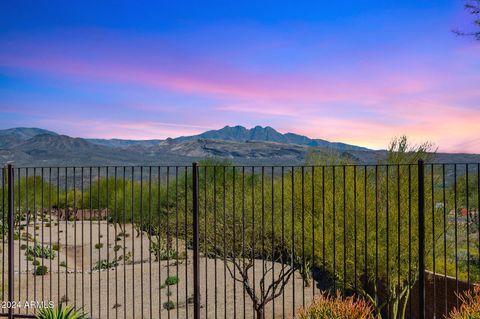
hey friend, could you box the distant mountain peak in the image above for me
[0,125,369,154]
[174,125,368,151]
[0,127,57,139]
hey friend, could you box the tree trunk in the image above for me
[256,307,264,319]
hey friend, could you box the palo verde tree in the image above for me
[304,136,444,319]
[197,160,303,319]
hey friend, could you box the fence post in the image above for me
[192,162,200,319]
[7,164,14,319]
[417,160,425,319]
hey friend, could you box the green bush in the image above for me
[36,303,87,319]
[95,243,103,249]
[52,243,60,251]
[295,291,375,319]
[33,265,48,276]
[162,301,175,310]
[26,244,56,260]
[93,259,118,271]
[33,259,40,266]
[20,244,27,250]
[150,236,177,261]
[164,276,179,286]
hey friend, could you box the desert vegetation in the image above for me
[1,137,479,318]
[447,285,480,319]
[295,291,377,319]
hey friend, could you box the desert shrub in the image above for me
[163,301,175,310]
[113,245,122,252]
[36,303,87,319]
[295,291,376,319]
[59,261,67,268]
[150,236,177,261]
[20,244,27,250]
[21,232,33,241]
[33,259,40,266]
[26,244,55,259]
[447,286,480,319]
[93,259,118,271]
[164,276,179,286]
[94,243,103,249]
[33,265,48,276]
[120,251,132,263]
[52,243,60,251]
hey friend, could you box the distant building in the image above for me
[448,207,478,220]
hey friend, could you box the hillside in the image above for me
[174,125,369,151]
[0,126,479,166]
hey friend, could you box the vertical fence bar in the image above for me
[1,166,5,307]
[417,160,425,319]
[192,162,200,319]
[7,164,14,319]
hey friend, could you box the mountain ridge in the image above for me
[0,125,368,151]
[1,126,479,167]
[173,125,369,151]
[0,125,371,166]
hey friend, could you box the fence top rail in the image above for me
[2,162,480,169]
[2,165,193,169]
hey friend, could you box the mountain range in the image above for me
[0,126,479,166]
[85,125,368,151]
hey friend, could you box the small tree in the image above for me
[225,252,297,319]
[208,215,300,319]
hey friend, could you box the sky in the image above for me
[0,1,479,152]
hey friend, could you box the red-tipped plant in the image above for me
[295,291,376,319]
[448,286,480,319]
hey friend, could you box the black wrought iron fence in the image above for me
[0,161,479,319]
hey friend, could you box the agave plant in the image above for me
[36,304,88,319]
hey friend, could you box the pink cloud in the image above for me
[283,101,480,153]
[2,30,480,152]
[0,32,453,107]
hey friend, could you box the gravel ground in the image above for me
[5,219,316,318]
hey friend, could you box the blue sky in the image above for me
[1,1,479,151]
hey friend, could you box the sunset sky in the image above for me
[1,1,479,152]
